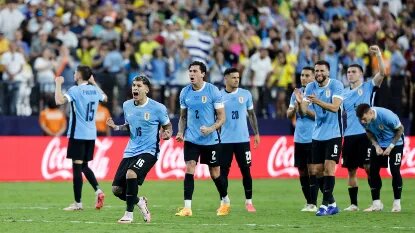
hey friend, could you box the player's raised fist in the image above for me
[369,45,381,56]
[55,76,64,85]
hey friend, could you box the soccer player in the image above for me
[299,60,344,216]
[106,75,172,223]
[356,104,404,212]
[342,45,385,211]
[54,65,107,211]
[220,68,260,212]
[287,67,317,212]
[175,61,230,217]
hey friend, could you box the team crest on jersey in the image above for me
[201,96,207,103]
[378,124,384,130]
[325,89,331,98]
[238,96,244,103]
[358,88,363,96]
[144,112,150,121]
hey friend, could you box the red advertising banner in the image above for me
[0,136,414,181]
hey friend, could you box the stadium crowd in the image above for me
[0,0,414,125]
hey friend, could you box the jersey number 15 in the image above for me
[85,102,96,121]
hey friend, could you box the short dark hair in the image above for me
[223,67,239,76]
[315,60,330,71]
[132,75,152,94]
[355,103,371,119]
[188,61,207,74]
[348,64,364,73]
[302,66,314,73]
[76,65,93,81]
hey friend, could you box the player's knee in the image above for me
[73,160,83,165]
[347,168,357,177]
[112,186,123,196]
[298,167,307,176]
[126,169,137,179]
[209,166,220,179]
[185,161,196,174]
[389,165,401,177]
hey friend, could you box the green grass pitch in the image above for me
[0,179,414,233]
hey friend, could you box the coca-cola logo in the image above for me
[267,137,298,177]
[156,139,210,179]
[41,137,111,180]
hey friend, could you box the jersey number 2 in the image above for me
[85,102,95,121]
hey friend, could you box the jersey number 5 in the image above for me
[85,102,95,121]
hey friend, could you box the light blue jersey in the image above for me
[343,80,377,136]
[220,88,253,143]
[361,107,403,148]
[289,87,314,143]
[123,98,170,158]
[304,79,344,141]
[64,83,105,140]
[180,82,223,145]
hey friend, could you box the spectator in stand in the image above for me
[0,0,25,40]
[39,97,67,136]
[96,102,111,137]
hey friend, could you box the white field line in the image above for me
[1,219,415,230]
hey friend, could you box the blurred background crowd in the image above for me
[0,0,414,132]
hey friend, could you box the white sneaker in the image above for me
[364,202,383,212]
[63,202,83,211]
[344,204,359,211]
[301,204,317,212]
[137,197,151,223]
[391,200,401,212]
[118,211,133,224]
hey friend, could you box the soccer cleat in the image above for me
[245,203,256,212]
[63,202,83,211]
[137,197,151,223]
[363,202,384,212]
[301,204,309,212]
[118,211,133,224]
[305,204,318,212]
[327,206,339,215]
[95,191,105,210]
[316,206,328,216]
[391,202,401,212]
[217,203,231,216]
[175,207,192,216]
[344,204,359,211]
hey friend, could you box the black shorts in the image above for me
[370,145,404,168]
[294,142,312,168]
[112,153,157,187]
[67,138,95,162]
[342,134,371,169]
[220,142,251,168]
[184,141,220,167]
[311,137,342,164]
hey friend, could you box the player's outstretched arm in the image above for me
[176,108,187,142]
[54,76,67,105]
[371,45,386,87]
[248,109,260,148]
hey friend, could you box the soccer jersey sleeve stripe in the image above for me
[64,94,72,102]
[333,95,343,100]
[247,105,254,110]
[180,105,187,109]
[214,102,224,109]
[288,104,295,108]
[394,122,402,129]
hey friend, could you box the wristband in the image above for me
[115,125,120,131]
[388,143,395,149]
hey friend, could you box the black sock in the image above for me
[184,173,194,200]
[73,164,83,203]
[82,164,99,191]
[221,167,230,194]
[370,164,382,200]
[309,175,318,205]
[126,178,138,212]
[317,176,325,194]
[300,176,311,204]
[322,176,335,206]
[390,163,403,199]
[348,187,358,206]
[114,188,127,201]
[213,176,227,198]
[241,167,252,199]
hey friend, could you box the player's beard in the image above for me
[316,75,327,84]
